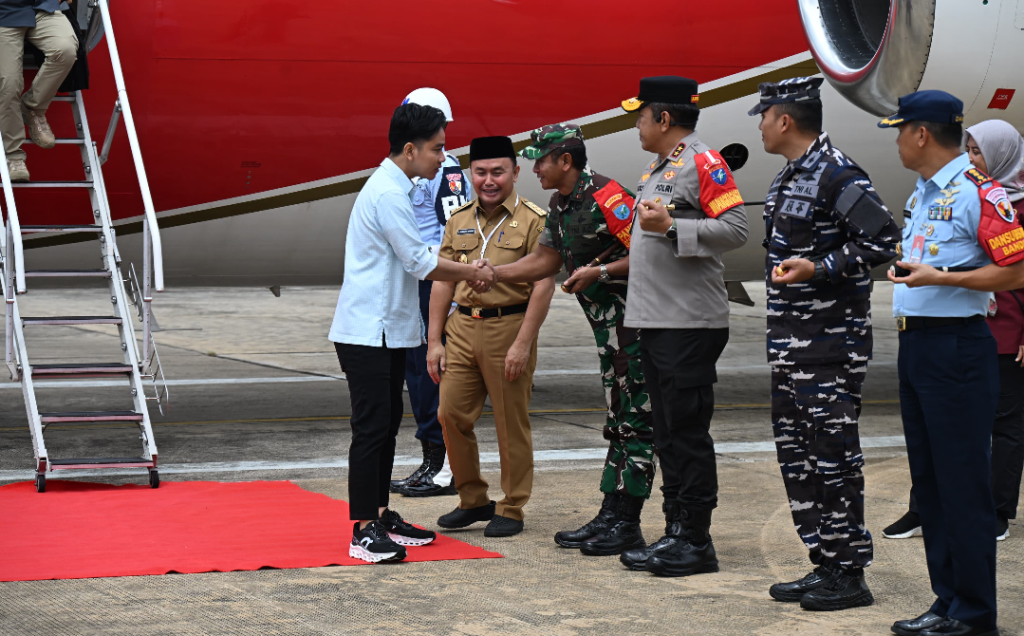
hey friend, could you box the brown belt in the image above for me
[457,303,528,319]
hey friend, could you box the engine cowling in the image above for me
[799,0,935,117]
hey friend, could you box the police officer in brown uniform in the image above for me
[616,76,749,577]
[428,136,556,538]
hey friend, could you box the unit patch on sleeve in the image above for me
[694,149,743,218]
[593,181,637,249]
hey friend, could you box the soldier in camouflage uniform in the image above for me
[486,124,654,557]
[750,78,900,610]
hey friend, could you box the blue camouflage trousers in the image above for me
[771,362,873,570]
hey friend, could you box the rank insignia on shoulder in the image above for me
[663,171,676,180]
[669,142,686,160]
[449,200,475,216]
[965,168,992,187]
[928,205,952,221]
[523,200,547,216]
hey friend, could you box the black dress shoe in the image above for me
[619,536,678,571]
[554,493,618,548]
[769,565,834,602]
[580,521,645,556]
[892,612,945,636]
[398,476,458,498]
[483,514,524,537]
[645,538,719,577]
[437,501,495,529]
[800,569,873,611]
[920,618,1000,636]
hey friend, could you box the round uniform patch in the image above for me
[613,204,630,220]
[711,168,728,185]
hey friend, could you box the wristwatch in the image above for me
[664,220,678,241]
[811,261,829,284]
[598,264,610,283]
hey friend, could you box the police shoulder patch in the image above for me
[448,200,475,216]
[965,168,992,187]
[523,200,547,216]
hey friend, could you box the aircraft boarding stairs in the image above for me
[0,0,168,493]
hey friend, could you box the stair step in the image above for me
[32,363,133,378]
[50,457,153,470]
[21,225,103,234]
[22,316,122,326]
[25,269,111,278]
[40,411,143,423]
[50,96,77,102]
[23,138,85,145]
[10,181,93,188]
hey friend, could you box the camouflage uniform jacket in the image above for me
[540,167,634,301]
[764,132,900,366]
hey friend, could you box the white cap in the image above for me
[402,87,454,122]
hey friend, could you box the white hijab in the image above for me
[966,119,1024,202]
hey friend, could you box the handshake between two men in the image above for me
[465,257,601,295]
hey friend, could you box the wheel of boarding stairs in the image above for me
[149,469,159,489]
[35,474,46,493]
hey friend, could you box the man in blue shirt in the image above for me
[883,91,1024,636]
[1,0,78,181]
[389,88,473,499]
[328,103,495,564]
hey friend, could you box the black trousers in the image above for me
[405,280,444,445]
[909,352,1024,520]
[335,341,407,521]
[639,328,729,512]
[899,322,998,631]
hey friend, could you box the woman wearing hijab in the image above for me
[884,119,1024,543]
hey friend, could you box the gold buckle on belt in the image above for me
[471,307,482,319]
[896,317,906,332]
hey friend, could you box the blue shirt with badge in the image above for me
[893,153,993,318]
[411,151,472,246]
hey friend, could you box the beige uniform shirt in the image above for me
[440,191,547,308]
[625,132,749,329]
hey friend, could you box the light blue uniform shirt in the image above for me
[893,153,992,318]
[411,152,472,245]
[328,158,439,348]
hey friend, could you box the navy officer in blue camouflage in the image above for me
[883,91,1024,636]
[750,77,900,611]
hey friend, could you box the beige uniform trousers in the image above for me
[0,10,77,161]
[439,311,537,522]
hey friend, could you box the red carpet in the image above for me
[0,480,501,582]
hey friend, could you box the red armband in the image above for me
[694,150,743,218]
[975,175,1024,267]
[593,181,636,249]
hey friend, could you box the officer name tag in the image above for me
[909,235,926,264]
[928,206,952,221]
[779,199,812,219]
[457,228,475,235]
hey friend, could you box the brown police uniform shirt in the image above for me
[440,191,547,308]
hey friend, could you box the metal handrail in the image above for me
[96,0,164,292]
[0,148,27,294]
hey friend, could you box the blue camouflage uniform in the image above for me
[406,151,471,446]
[881,91,1012,632]
[751,78,900,573]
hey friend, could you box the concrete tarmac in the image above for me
[0,282,1021,636]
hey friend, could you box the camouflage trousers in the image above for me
[771,362,874,570]
[578,295,655,498]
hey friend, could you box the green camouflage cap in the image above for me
[519,123,585,160]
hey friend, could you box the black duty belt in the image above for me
[457,303,529,319]
[896,315,985,332]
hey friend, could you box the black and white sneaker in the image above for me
[996,515,1009,542]
[380,508,437,546]
[882,511,922,539]
[349,521,408,563]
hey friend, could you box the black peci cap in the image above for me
[469,136,516,162]
[622,76,700,112]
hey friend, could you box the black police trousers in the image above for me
[898,321,999,631]
[639,328,729,513]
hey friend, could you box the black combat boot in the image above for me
[390,439,429,493]
[800,567,874,611]
[554,492,619,548]
[619,500,684,571]
[645,508,719,577]
[769,563,837,602]
[580,495,646,556]
[398,441,457,497]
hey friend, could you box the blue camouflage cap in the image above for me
[747,77,824,116]
[877,90,964,127]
